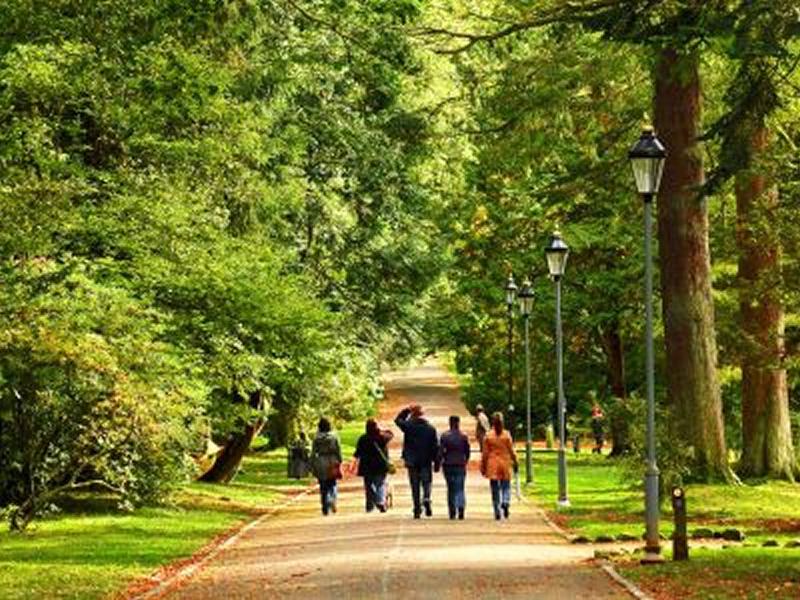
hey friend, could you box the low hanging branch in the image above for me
[411,0,633,54]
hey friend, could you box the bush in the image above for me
[0,265,204,529]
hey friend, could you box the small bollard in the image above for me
[672,486,689,561]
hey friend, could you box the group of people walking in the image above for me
[309,403,518,521]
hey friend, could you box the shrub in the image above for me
[0,264,204,529]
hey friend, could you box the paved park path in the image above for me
[165,360,628,599]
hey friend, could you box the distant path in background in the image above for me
[163,359,628,599]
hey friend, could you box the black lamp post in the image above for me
[545,231,570,507]
[517,279,535,485]
[505,275,518,409]
[629,127,667,563]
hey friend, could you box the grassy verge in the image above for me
[0,424,362,600]
[525,450,800,598]
[0,504,247,600]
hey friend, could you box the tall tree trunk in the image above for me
[654,48,731,480]
[600,323,630,456]
[199,391,265,484]
[736,124,796,480]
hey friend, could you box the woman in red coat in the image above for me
[480,412,518,520]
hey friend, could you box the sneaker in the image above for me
[423,501,432,517]
[502,503,509,519]
[413,511,421,519]
[377,504,387,513]
[494,512,501,521]
[458,508,465,520]
[331,502,337,514]
[449,509,455,520]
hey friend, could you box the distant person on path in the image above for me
[481,412,518,520]
[310,418,342,516]
[475,404,491,452]
[591,403,605,454]
[395,404,439,519]
[439,415,471,520]
[287,431,310,479]
[354,418,394,513]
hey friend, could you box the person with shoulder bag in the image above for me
[311,417,343,516]
[353,418,395,512]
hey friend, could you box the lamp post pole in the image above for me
[505,275,518,409]
[508,304,514,406]
[629,128,667,563]
[525,312,532,484]
[545,232,570,508]
[518,280,535,485]
[642,194,660,561]
[555,273,569,507]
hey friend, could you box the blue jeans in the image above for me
[319,478,337,514]
[443,466,466,513]
[407,465,432,515]
[363,473,387,511]
[490,479,510,517]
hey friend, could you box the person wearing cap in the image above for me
[395,404,439,519]
[475,404,491,452]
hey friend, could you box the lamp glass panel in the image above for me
[519,295,533,316]
[524,296,534,315]
[631,157,665,194]
[546,251,568,277]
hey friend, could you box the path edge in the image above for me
[126,483,319,600]
[519,494,653,600]
[448,339,654,600]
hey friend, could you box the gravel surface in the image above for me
[164,361,629,599]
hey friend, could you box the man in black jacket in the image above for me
[395,404,439,518]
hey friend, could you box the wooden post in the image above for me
[671,487,689,561]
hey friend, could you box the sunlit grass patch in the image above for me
[526,449,800,597]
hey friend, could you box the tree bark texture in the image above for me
[600,324,631,456]
[654,48,730,479]
[736,124,796,480]
[199,391,265,484]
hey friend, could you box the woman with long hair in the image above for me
[480,412,518,520]
[310,417,342,516]
[354,418,394,512]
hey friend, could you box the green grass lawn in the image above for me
[0,505,246,600]
[525,449,800,598]
[0,441,318,600]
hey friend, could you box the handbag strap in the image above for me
[373,440,390,463]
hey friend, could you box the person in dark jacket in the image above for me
[395,404,439,519]
[310,418,342,516]
[354,418,394,512]
[439,415,470,520]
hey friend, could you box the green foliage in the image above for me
[0,261,203,527]
[0,0,457,525]
[429,23,655,426]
